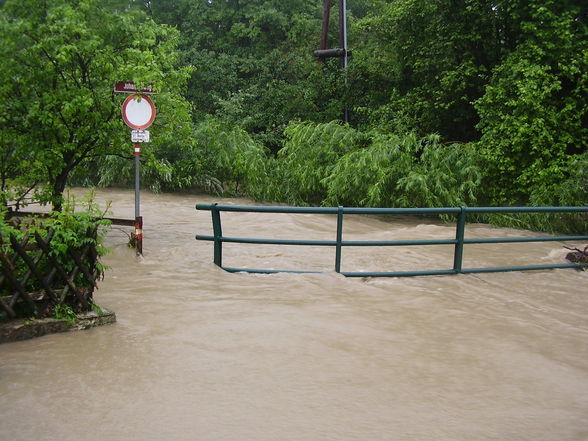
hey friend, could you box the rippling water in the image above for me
[1,189,587,441]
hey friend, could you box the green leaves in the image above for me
[0,192,110,301]
[2,0,586,233]
[474,0,587,203]
[0,0,191,209]
[252,122,482,210]
[272,121,364,205]
[324,132,482,208]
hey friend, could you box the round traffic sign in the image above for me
[121,94,156,130]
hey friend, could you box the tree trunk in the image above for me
[51,171,69,212]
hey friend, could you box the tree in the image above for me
[139,0,344,152]
[475,0,588,203]
[346,0,586,208]
[0,0,191,210]
[348,0,502,140]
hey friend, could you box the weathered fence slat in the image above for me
[69,244,98,289]
[0,296,15,318]
[0,233,29,288]
[35,233,88,308]
[0,253,39,316]
[34,231,79,302]
[1,225,99,318]
[9,235,59,303]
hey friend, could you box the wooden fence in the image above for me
[0,224,100,319]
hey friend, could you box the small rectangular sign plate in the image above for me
[131,130,150,143]
[114,82,157,94]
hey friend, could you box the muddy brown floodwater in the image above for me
[1,188,587,441]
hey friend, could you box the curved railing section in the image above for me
[195,204,588,277]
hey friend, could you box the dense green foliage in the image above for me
[247,122,482,209]
[349,0,587,207]
[0,0,191,210]
[86,117,268,195]
[0,194,110,317]
[475,1,588,204]
[1,0,586,233]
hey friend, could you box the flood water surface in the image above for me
[1,189,587,441]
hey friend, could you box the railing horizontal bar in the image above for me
[6,211,134,226]
[196,204,588,215]
[342,269,457,277]
[223,266,324,274]
[195,234,214,241]
[341,207,461,215]
[461,263,582,273]
[464,235,588,244]
[105,217,136,227]
[197,235,336,246]
[224,267,461,277]
[342,239,456,246]
[224,237,336,246]
[196,204,339,214]
[464,206,588,213]
[196,204,461,215]
[196,235,457,247]
[224,264,584,276]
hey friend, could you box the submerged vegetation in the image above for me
[1,0,586,233]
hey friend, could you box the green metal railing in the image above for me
[195,204,588,277]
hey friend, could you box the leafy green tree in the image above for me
[475,0,587,203]
[135,0,346,151]
[252,121,482,210]
[88,116,268,196]
[349,0,501,140]
[0,0,191,210]
[324,134,481,208]
[269,121,365,205]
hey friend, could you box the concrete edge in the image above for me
[0,308,116,344]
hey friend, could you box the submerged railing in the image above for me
[195,204,588,277]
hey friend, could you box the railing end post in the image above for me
[211,203,223,267]
[453,206,467,273]
[335,206,344,273]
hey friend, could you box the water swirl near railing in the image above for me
[1,188,587,441]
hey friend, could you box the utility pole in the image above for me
[320,0,332,51]
[339,0,349,122]
[314,0,350,123]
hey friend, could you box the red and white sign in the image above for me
[121,94,156,130]
[114,82,157,94]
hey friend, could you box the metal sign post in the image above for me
[120,92,157,255]
[134,143,143,254]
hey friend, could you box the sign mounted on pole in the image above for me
[116,82,159,257]
[121,94,156,130]
[131,130,150,143]
[114,82,157,94]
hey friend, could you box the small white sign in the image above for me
[131,130,150,143]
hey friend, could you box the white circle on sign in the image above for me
[122,94,156,129]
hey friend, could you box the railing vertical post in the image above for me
[453,206,466,274]
[211,203,223,267]
[335,206,344,273]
